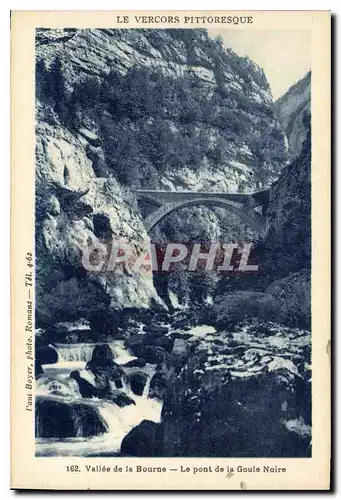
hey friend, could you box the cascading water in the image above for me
[55,343,95,362]
[54,341,137,365]
[42,341,138,379]
[109,341,137,365]
[36,338,162,457]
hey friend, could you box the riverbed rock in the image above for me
[129,373,148,396]
[70,370,98,398]
[154,335,174,353]
[121,358,146,368]
[91,364,126,387]
[110,390,135,408]
[207,291,280,328]
[86,344,116,370]
[125,333,170,363]
[86,344,126,387]
[131,346,168,365]
[36,345,59,365]
[143,324,170,336]
[90,343,114,364]
[35,360,44,378]
[52,319,93,343]
[148,372,169,400]
[120,420,164,457]
[125,334,146,351]
[35,396,107,438]
[171,338,190,358]
[170,331,193,341]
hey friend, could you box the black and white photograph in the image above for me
[33,25,314,459]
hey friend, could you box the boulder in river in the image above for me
[132,346,168,365]
[36,345,59,365]
[89,364,126,388]
[143,324,170,337]
[120,420,164,457]
[111,390,135,408]
[35,360,44,378]
[154,336,174,353]
[45,319,94,344]
[149,372,169,400]
[125,328,173,356]
[70,370,98,398]
[90,343,114,365]
[170,331,193,341]
[122,358,146,368]
[86,344,125,387]
[171,338,190,359]
[35,396,107,438]
[129,372,148,396]
[125,334,146,351]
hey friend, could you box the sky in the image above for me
[208,29,311,100]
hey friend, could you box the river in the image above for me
[34,316,310,458]
[35,339,163,457]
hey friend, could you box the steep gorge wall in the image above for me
[274,71,311,160]
[265,82,311,281]
[35,106,163,329]
[36,28,287,193]
[268,72,311,276]
[35,28,289,327]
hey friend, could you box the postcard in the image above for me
[11,10,331,490]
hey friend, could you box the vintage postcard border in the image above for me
[11,10,331,490]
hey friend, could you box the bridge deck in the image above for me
[134,189,269,235]
[136,189,269,206]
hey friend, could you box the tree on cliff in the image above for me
[36,57,70,124]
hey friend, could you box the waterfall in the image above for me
[109,341,136,365]
[54,341,136,365]
[142,372,152,398]
[36,338,163,457]
[55,343,95,362]
[97,402,123,434]
[36,377,81,398]
[121,376,132,395]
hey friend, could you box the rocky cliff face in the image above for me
[36,28,287,193]
[35,103,163,329]
[35,28,289,326]
[275,72,311,160]
[264,125,311,279]
[35,30,312,459]
[202,100,311,328]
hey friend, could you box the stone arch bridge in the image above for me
[135,189,270,235]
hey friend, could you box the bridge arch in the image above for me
[142,197,265,235]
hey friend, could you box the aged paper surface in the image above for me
[11,10,331,490]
